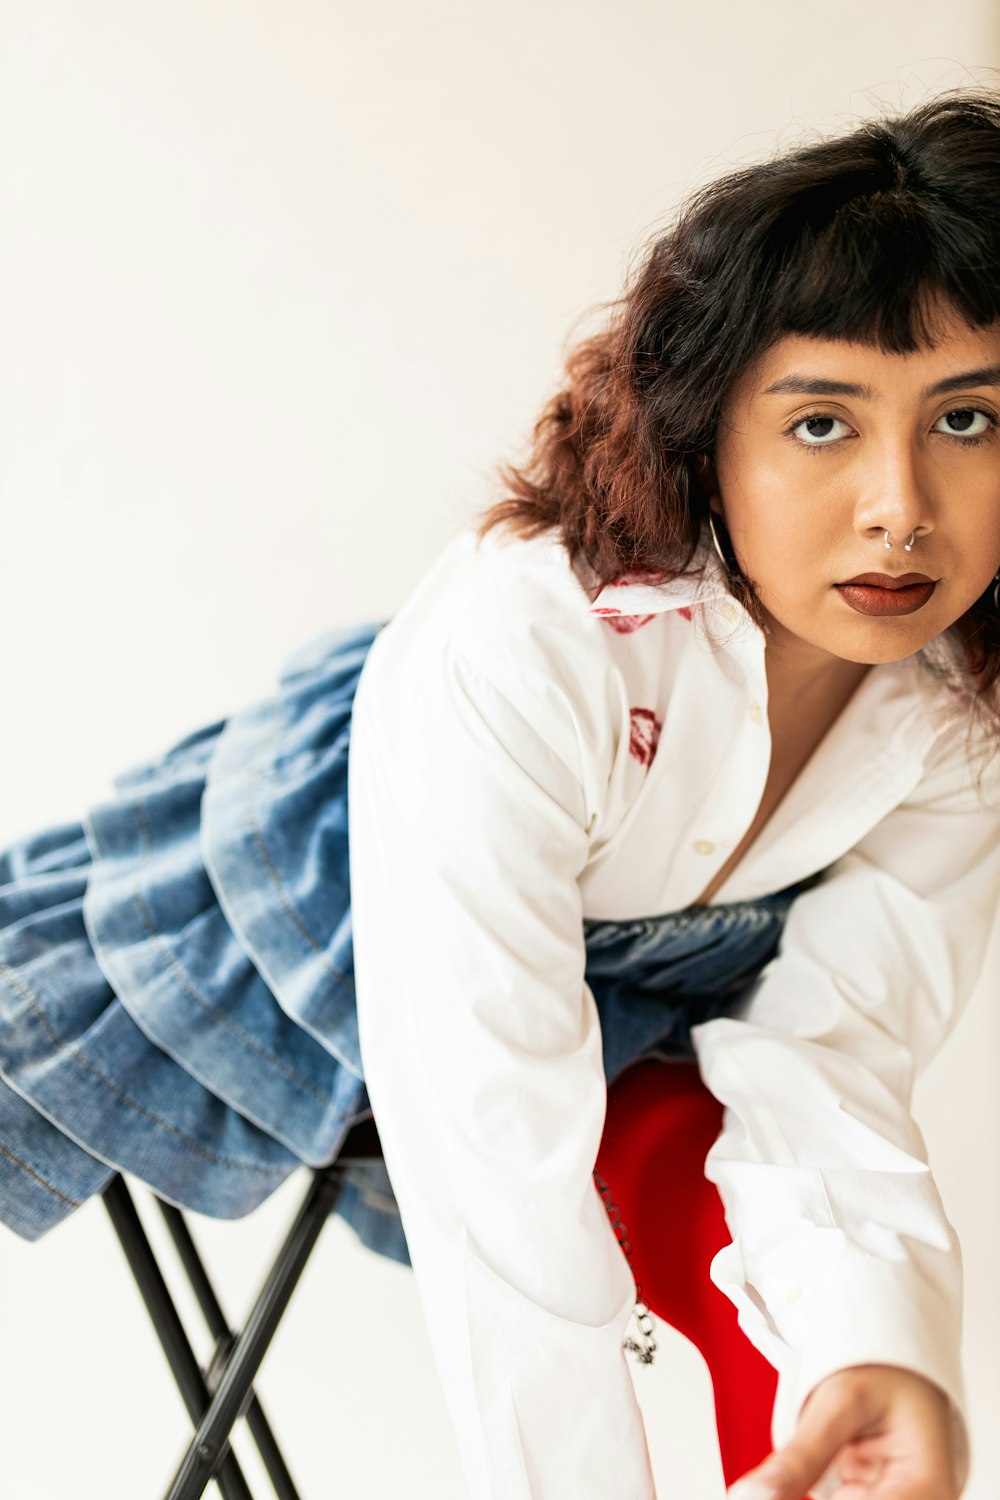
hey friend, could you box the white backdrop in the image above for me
[1,5,999,1497]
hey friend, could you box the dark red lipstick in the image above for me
[834,571,937,617]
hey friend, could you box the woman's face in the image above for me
[710,300,1000,668]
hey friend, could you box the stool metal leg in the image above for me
[163,1162,347,1500]
[156,1201,301,1500]
[102,1176,254,1500]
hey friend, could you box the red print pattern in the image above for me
[629,708,662,767]
[593,609,657,634]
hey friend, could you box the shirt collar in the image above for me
[588,543,740,621]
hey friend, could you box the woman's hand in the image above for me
[726,1364,962,1499]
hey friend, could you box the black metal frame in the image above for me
[101,1118,383,1500]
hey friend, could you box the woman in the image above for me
[3,91,1000,1499]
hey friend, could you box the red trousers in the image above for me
[595,1057,780,1488]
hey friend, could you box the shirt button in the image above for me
[693,839,715,856]
[785,1286,802,1303]
[721,601,739,623]
[748,701,763,725]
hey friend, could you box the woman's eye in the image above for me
[789,414,853,445]
[933,407,994,439]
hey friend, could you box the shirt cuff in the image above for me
[712,1242,970,1491]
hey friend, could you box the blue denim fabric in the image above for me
[586,883,814,1086]
[0,621,813,1263]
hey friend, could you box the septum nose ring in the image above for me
[883,530,917,552]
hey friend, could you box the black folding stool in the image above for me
[101,1115,384,1500]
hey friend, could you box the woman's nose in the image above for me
[854,438,936,547]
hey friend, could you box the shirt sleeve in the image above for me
[347,633,656,1500]
[691,725,1000,1490]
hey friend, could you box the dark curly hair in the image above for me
[479,90,1000,702]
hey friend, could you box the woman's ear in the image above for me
[695,453,722,515]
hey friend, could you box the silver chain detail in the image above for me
[592,1167,658,1365]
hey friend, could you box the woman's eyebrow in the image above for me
[762,365,1000,399]
[927,365,1000,395]
[762,376,870,398]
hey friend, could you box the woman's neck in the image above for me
[690,630,871,908]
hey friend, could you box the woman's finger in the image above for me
[726,1375,872,1498]
[727,1366,960,1500]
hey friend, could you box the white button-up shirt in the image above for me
[347,525,1000,1498]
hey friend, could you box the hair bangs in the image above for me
[764,189,1000,355]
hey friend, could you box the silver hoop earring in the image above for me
[993,571,1000,612]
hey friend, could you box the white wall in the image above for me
[1,5,998,1496]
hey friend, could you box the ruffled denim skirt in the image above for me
[0,620,814,1265]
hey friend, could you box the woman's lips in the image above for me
[834,572,938,617]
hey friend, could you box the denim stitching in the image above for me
[240,695,356,993]
[0,959,287,1179]
[0,1140,83,1207]
[125,798,342,1111]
